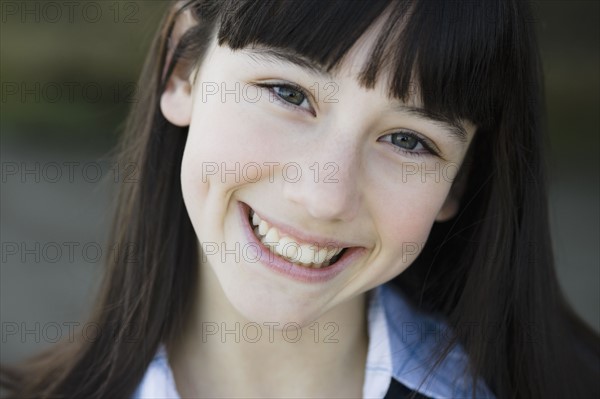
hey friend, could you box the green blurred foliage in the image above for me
[536,1,599,163]
[1,0,170,148]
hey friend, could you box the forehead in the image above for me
[237,50,433,134]
[202,40,474,143]
[212,0,520,131]
[327,9,394,81]
[209,2,505,135]
[214,2,404,96]
[226,11,417,104]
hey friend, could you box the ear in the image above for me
[435,191,460,222]
[160,70,193,127]
[160,6,196,127]
[436,163,469,222]
[435,125,478,222]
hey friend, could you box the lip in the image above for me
[250,207,361,250]
[238,201,366,284]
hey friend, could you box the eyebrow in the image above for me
[392,105,469,143]
[241,47,334,80]
[241,47,470,143]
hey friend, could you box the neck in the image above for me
[168,258,369,398]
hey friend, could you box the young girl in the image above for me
[2,0,598,398]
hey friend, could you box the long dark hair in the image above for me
[2,1,598,398]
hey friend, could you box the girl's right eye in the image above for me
[255,83,316,116]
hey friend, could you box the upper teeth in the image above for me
[250,210,344,269]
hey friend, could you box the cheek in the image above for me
[180,90,293,236]
[365,179,453,283]
[388,184,449,241]
[180,107,249,200]
[181,91,289,189]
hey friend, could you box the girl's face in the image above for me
[166,25,476,326]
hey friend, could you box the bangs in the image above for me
[210,0,533,129]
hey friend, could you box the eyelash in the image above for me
[255,82,439,158]
[255,82,315,115]
[378,130,439,158]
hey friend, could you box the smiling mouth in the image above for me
[246,207,347,269]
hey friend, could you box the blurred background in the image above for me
[1,0,599,365]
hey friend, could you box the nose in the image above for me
[282,141,361,223]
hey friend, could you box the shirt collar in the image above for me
[368,282,495,399]
[132,345,179,399]
[133,282,495,399]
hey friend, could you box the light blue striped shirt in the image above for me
[132,282,495,398]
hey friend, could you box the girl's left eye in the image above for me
[256,83,315,115]
[378,130,439,157]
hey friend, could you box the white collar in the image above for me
[377,283,495,398]
[132,283,494,399]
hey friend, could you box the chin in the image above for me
[224,288,324,328]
